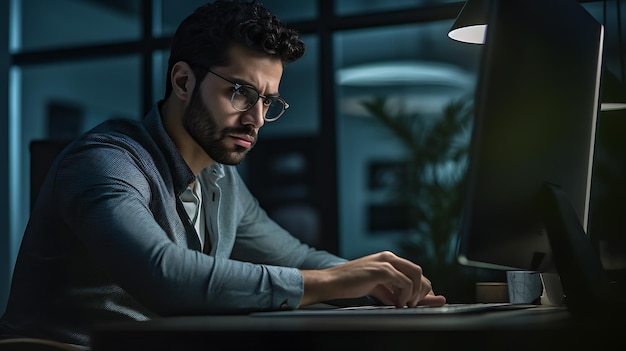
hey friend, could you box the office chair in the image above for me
[29,139,72,211]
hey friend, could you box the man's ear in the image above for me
[170,61,197,102]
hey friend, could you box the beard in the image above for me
[182,87,257,165]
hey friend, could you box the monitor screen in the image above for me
[456,0,605,303]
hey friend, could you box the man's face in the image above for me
[182,85,255,165]
[183,45,284,165]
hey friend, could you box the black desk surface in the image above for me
[90,305,623,351]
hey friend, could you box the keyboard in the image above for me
[251,303,538,317]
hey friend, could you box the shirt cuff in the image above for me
[266,266,303,309]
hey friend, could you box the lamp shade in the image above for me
[601,69,626,111]
[448,0,490,44]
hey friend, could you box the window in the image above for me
[15,0,141,52]
[336,0,457,16]
[159,0,317,36]
[334,20,480,259]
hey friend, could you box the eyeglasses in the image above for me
[207,70,289,122]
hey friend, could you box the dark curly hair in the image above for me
[164,0,305,99]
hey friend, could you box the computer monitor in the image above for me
[456,0,621,312]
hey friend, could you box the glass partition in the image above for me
[158,0,317,36]
[336,0,458,16]
[15,0,141,52]
[334,20,480,259]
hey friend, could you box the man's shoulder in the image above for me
[70,119,152,152]
[87,118,147,140]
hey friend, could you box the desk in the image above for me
[90,306,622,351]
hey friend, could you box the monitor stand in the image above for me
[539,183,624,315]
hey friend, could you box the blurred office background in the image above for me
[1,0,625,312]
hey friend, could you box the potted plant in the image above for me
[361,95,479,302]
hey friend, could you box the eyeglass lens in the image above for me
[232,85,286,121]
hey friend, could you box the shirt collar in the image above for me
[142,102,196,195]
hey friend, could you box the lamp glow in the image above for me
[447,0,489,44]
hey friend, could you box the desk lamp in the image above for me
[448,0,626,111]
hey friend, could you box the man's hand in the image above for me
[300,251,446,308]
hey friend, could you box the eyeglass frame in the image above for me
[198,68,289,122]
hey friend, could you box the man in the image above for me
[0,0,445,347]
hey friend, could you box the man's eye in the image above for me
[262,98,274,107]
[234,87,249,97]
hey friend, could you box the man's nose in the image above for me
[241,100,265,128]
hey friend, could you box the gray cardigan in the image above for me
[0,103,345,346]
